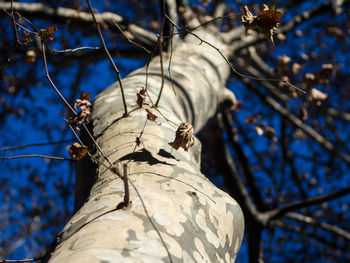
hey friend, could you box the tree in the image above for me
[1,0,350,263]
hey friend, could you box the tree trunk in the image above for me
[44,29,244,263]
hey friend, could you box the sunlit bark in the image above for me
[44,29,244,262]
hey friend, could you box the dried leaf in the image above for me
[293,128,307,139]
[278,55,291,66]
[254,125,264,135]
[303,73,317,85]
[25,50,36,63]
[69,92,91,129]
[292,63,301,74]
[149,21,159,31]
[79,91,90,101]
[199,0,211,6]
[69,143,89,160]
[232,101,243,112]
[169,123,195,151]
[23,38,33,45]
[309,88,328,106]
[316,64,333,86]
[241,6,255,26]
[278,76,289,87]
[136,87,147,109]
[276,55,290,73]
[245,114,262,124]
[264,126,278,142]
[39,25,57,42]
[303,64,333,88]
[145,107,158,122]
[242,4,283,49]
[299,107,308,121]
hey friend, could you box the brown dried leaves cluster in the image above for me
[169,123,195,151]
[39,25,57,42]
[136,87,158,122]
[68,92,91,130]
[303,64,333,88]
[245,114,277,142]
[242,4,283,49]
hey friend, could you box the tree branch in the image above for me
[222,111,267,212]
[231,0,350,51]
[239,74,350,165]
[0,154,72,161]
[0,139,74,152]
[286,212,350,241]
[268,186,350,220]
[0,2,157,48]
[86,0,127,116]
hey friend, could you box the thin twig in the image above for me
[82,123,112,166]
[268,186,350,220]
[191,13,241,31]
[165,15,305,94]
[0,154,72,161]
[155,1,166,108]
[10,0,22,44]
[167,23,176,95]
[126,118,148,165]
[44,39,112,165]
[112,20,151,54]
[42,41,76,114]
[85,0,127,116]
[0,139,75,151]
[130,171,216,203]
[1,257,43,263]
[286,212,350,241]
[128,179,173,263]
[47,46,101,55]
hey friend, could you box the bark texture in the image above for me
[45,30,244,262]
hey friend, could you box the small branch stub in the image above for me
[114,163,132,210]
[169,122,195,151]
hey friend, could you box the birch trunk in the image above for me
[44,29,244,263]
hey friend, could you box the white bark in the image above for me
[45,30,244,263]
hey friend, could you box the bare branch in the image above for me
[85,0,127,116]
[0,154,72,161]
[42,41,76,114]
[0,139,74,152]
[239,74,350,165]
[155,3,166,107]
[166,18,303,94]
[164,0,180,45]
[112,21,151,54]
[268,186,350,220]
[221,111,267,211]
[1,257,43,263]
[0,2,157,48]
[286,212,350,241]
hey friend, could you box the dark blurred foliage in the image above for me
[0,0,350,262]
